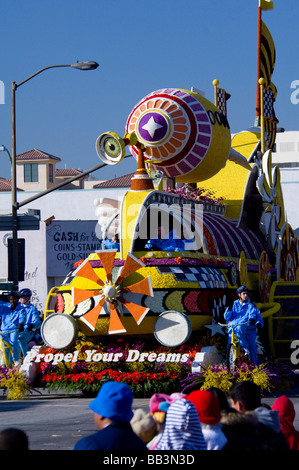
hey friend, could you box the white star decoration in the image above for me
[204,319,225,337]
[142,116,163,138]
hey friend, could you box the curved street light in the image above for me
[13,61,99,89]
[0,145,12,164]
[10,60,99,290]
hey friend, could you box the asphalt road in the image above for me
[1,382,299,451]
[0,392,150,450]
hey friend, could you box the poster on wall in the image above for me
[46,220,102,277]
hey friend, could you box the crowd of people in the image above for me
[1,380,299,450]
[72,380,299,451]
[0,289,41,366]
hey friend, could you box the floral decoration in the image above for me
[181,359,293,395]
[35,337,203,397]
[0,366,31,400]
[73,259,84,269]
[167,184,223,206]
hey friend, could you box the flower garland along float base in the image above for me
[36,8,299,387]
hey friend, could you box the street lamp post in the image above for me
[10,61,99,291]
[0,145,12,164]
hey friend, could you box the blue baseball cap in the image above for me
[89,381,134,423]
[236,285,250,295]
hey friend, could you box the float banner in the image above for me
[24,349,190,365]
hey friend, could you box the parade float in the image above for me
[2,1,299,398]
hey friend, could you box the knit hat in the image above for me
[149,393,172,413]
[89,381,133,423]
[187,390,221,425]
[130,409,157,443]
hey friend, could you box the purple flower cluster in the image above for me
[0,366,9,378]
[167,184,224,205]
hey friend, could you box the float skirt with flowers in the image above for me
[25,334,292,398]
[0,333,292,399]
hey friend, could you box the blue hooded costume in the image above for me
[145,229,185,252]
[18,302,41,357]
[0,302,25,363]
[224,299,264,364]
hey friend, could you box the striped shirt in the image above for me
[156,399,207,450]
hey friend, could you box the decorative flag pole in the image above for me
[213,79,230,117]
[255,0,274,125]
[255,4,262,123]
[213,79,220,107]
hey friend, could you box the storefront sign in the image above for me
[46,220,102,276]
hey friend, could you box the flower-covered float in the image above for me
[40,83,298,361]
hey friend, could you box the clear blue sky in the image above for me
[0,0,298,182]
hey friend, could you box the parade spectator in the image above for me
[207,386,233,413]
[147,392,186,450]
[130,408,157,445]
[156,398,206,450]
[0,428,29,450]
[186,390,227,449]
[220,409,262,450]
[74,381,147,450]
[0,292,24,365]
[17,289,41,359]
[272,395,299,450]
[148,400,171,450]
[224,285,264,364]
[229,381,289,450]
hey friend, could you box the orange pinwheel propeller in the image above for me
[71,251,153,334]
[80,297,106,331]
[74,258,104,286]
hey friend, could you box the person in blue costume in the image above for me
[224,285,264,365]
[145,227,185,252]
[0,292,24,364]
[17,289,41,358]
[74,381,147,450]
[102,234,120,251]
